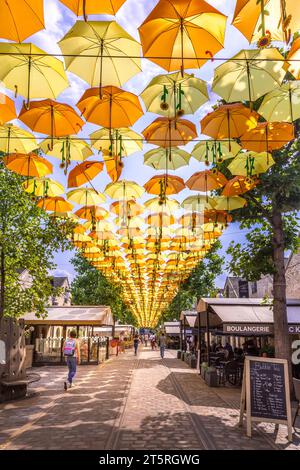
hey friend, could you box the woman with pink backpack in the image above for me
[63,330,81,391]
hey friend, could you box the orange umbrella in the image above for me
[67,161,104,188]
[204,210,232,225]
[0,93,17,124]
[75,205,108,221]
[178,213,203,228]
[117,227,141,237]
[222,175,259,196]
[36,197,73,212]
[59,0,126,18]
[104,155,123,183]
[77,86,143,128]
[142,117,197,147]
[144,174,185,196]
[4,153,53,177]
[110,200,144,217]
[146,213,175,227]
[0,0,44,42]
[186,170,228,192]
[19,99,85,147]
[201,104,259,142]
[138,0,227,74]
[240,122,294,152]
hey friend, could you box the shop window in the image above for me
[251,281,258,294]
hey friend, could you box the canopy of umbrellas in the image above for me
[0,0,300,326]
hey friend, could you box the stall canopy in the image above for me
[179,310,198,327]
[23,306,113,326]
[197,298,300,335]
[164,321,181,335]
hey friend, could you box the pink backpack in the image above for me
[63,339,76,357]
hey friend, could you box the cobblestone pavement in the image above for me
[0,348,299,450]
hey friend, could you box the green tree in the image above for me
[163,242,223,320]
[71,254,137,326]
[225,134,300,371]
[0,165,74,319]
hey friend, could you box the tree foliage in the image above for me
[71,254,137,325]
[162,242,223,321]
[0,164,73,319]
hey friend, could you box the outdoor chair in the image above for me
[293,377,300,428]
[224,360,240,386]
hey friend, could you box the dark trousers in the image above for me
[66,357,77,383]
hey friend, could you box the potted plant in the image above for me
[201,362,208,379]
[205,366,219,387]
[177,350,182,359]
[189,353,197,369]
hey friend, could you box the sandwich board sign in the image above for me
[239,356,293,441]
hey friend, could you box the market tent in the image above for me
[23,306,113,326]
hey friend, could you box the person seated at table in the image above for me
[234,347,244,361]
[210,341,217,352]
[224,342,234,359]
[215,341,223,352]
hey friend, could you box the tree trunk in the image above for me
[0,247,5,320]
[272,208,292,386]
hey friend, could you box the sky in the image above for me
[2,0,253,287]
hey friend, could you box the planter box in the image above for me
[181,352,185,361]
[177,350,182,359]
[201,366,207,380]
[190,355,197,369]
[205,370,219,387]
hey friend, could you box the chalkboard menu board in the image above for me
[239,357,292,441]
[249,360,287,421]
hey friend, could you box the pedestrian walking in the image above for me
[159,333,166,359]
[133,334,140,356]
[63,330,81,391]
[150,333,157,350]
[144,333,148,347]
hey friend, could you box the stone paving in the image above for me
[0,347,299,450]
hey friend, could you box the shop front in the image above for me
[23,306,113,366]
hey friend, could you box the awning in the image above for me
[179,310,198,327]
[196,298,300,335]
[23,306,113,326]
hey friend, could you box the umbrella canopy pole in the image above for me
[226,108,231,151]
[83,0,88,22]
[180,18,184,78]
[246,60,253,109]
[259,0,266,37]
[99,39,104,98]
[6,126,11,155]
[25,55,32,110]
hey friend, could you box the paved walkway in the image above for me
[0,348,299,450]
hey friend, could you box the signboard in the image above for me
[224,324,273,335]
[238,280,249,298]
[289,325,300,334]
[239,357,292,441]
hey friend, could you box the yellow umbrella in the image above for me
[144,197,180,214]
[144,147,191,170]
[192,140,241,166]
[181,195,216,212]
[59,21,141,90]
[105,180,145,200]
[141,72,208,118]
[212,48,286,104]
[228,151,275,177]
[23,177,65,197]
[40,137,93,170]
[0,124,37,154]
[258,81,300,122]
[90,127,142,157]
[0,43,69,106]
[214,196,247,211]
[67,188,106,205]
[0,0,44,42]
